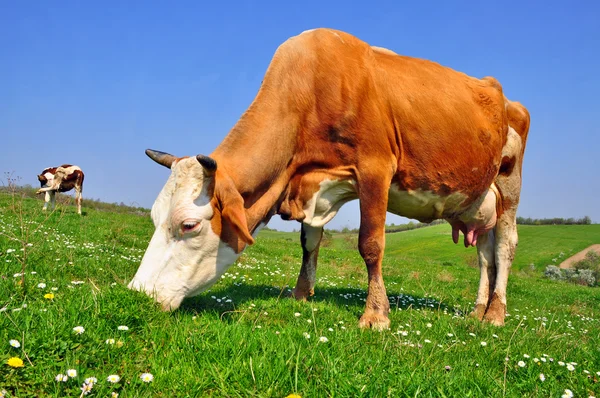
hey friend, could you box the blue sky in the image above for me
[1,1,599,231]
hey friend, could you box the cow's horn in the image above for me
[196,155,217,173]
[145,149,177,169]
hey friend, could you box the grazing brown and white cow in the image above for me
[37,165,85,214]
[129,29,530,329]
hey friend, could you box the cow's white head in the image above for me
[128,149,255,310]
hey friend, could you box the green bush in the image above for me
[573,250,600,284]
[544,254,598,287]
[543,265,564,281]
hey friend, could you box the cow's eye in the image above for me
[181,220,201,234]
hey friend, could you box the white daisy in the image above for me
[73,326,85,335]
[140,373,154,383]
[80,382,93,395]
[9,339,20,348]
[562,389,573,398]
[107,374,121,383]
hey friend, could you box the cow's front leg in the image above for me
[42,191,52,211]
[49,191,56,210]
[471,230,496,320]
[357,177,390,330]
[75,187,83,215]
[292,224,323,300]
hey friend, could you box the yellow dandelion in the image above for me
[7,357,24,368]
[44,293,55,300]
[286,395,302,398]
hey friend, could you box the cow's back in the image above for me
[290,29,508,204]
[215,28,513,221]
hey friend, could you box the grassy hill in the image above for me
[1,192,599,397]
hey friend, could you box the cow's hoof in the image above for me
[483,314,505,327]
[469,304,487,321]
[358,312,390,331]
[290,288,312,301]
[483,295,506,326]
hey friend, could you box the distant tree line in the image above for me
[516,216,592,225]
[284,215,594,234]
[324,219,446,234]
[384,219,447,233]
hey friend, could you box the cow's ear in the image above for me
[222,200,255,245]
[217,174,254,245]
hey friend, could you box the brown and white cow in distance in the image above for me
[37,165,85,214]
[129,28,530,329]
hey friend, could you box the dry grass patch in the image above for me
[465,254,479,268]
[409,271,421,280]
[436,270,455,283]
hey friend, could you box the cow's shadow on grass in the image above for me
[178,283,460,322]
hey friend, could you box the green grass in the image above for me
[1,192,599,397]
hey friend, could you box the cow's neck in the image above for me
[211,102,296,232]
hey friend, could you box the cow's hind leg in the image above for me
[357,175,391,330]
[485,211,517,326]
[292,224,323,300]
[484,127,524,326]
[471,230,496,320]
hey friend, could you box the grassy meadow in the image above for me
[1,191,599,397]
